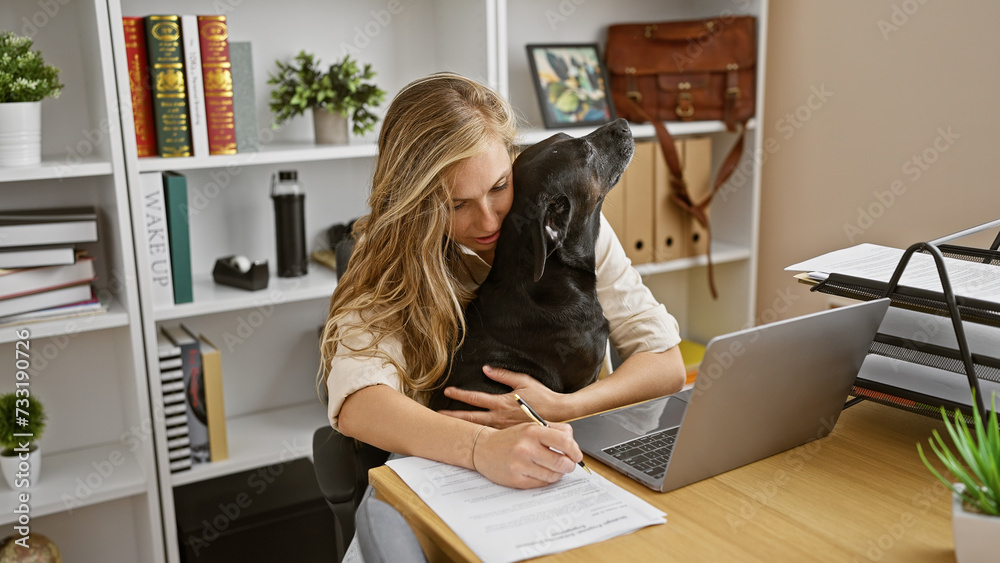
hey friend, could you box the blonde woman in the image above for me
[319,73,685,490]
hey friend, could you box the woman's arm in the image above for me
[338,383,584,488]
[440,346,684,426]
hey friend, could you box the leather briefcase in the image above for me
[605,16,757,130]
[605,16,758,298]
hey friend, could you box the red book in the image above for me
[197,16,237,155]
[122,17,158,157]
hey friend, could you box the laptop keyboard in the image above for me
[602,427,679,481]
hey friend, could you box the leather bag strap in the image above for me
[624,98,747,299]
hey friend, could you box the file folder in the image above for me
[681,137,713,258]
[622,141,655,265]
[653,142,685,262]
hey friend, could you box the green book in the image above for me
[229,41,259,153]
[162,171,193,304]
[144,15,193,157]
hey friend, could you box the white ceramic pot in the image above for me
[952,484,1000,563]
[1,445,41,489]
[312,108,349,145]
[0,101,42,166]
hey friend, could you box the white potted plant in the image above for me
[0,392,47,488]
[918,393,1000,563]
[0,31,63,166]
[267,51,385,145]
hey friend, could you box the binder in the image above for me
[652,142,685,262]
[621,141,655,265]
[806,219,1000,421]
[680,137,713,258]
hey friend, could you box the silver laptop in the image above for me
[570,298,890,492]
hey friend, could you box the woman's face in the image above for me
[448,138,514,264]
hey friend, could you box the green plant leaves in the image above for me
[267,50,385,135]
[917,393,1000,516]
[0,393,47,452]
[0,31,63,103]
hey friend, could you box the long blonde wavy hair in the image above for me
[318,73,518,402]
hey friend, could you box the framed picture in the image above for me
[525,43,617,129]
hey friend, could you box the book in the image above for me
[139,172,175,307]
[229,41,259,153]
[144,15,193,157]
[0,257,96,300]
[161,171,193,304]
[185,327,228,462]
[0,245,77,269]
[0,283,94,319]
[197,16,237,155]
[122,17,158,157]
[0,207,98,248]
[180,15,210,157]
[0,294,105,327]
[160,327,208,468]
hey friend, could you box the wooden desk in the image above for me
[369,401,956,562]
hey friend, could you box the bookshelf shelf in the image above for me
[153,266,338,321]
[0,442,148,526]
[633,242,752,277]
[169,401,327,487]
[136,142,378,173]
[518,119,758,146]
[0,301,127,344]
[0,158,113,183]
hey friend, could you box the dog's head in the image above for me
[510,118,634,281]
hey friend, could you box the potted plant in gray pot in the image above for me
[267,51,385,145]
[917,393,999,563]
[0,392,47,488]
[0,31,63,166]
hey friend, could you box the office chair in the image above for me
[311,426,391,561]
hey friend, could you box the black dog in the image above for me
[429,119,635,411]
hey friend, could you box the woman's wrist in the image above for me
[470,424,488,471]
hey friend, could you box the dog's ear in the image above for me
[532,194,571,282]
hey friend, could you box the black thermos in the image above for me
[271,170,308,277]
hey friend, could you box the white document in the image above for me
[386,456,665,563]
[786,243,1000,305]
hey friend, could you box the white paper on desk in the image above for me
[785,243,1000,304]
[386,456,665,563]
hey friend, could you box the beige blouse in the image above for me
[325,214,681,430]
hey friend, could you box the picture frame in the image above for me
[525,43,617,129]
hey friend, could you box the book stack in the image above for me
[123,15,259,158]
[160,324,228,469]
[0,207,105,324]
[139,171,192,306]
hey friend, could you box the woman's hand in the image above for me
[472,422,583,489]
[439,365,570,428]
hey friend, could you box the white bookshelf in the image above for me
[0,1,164,561]
[2,0,768,560]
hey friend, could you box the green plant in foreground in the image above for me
[0,31,64,103]
[918,392,1000,517]
[267,51,385,135]
[0,392,47,453]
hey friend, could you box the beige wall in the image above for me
[757,0,1000,321]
